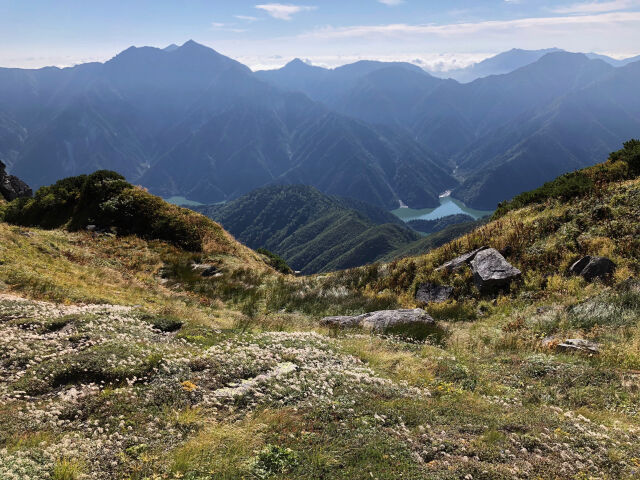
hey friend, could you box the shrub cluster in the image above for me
[2,170,226,252]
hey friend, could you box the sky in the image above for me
[2,0,640,71]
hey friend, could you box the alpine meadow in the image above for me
[1,1,639,479]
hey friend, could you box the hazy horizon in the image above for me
[3,0,640,72]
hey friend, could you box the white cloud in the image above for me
[378,0,404,5]
[235,15,259,22]
[211,22,246,33]
[300,11,640,38]
[255,3,317,20]
[552,0,640,13]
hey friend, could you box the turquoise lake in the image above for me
[392,195,493,222]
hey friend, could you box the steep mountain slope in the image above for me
[195,185,421,273]
[259,51,639,207]
[255,59,428,103]
[456,59,640,208]
[2,43,640,213]
[1,42,453,210]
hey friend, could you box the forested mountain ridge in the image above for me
[259,51,640,208]
[194,185,421,273]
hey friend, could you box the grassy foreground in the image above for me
[1,152,640,479]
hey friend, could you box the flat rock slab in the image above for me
[322,308,436,333]
[570,256,616,282]
[471,248,521,293]
[415,283,454,304]
[557,338,600,354]
[436,247,488,273]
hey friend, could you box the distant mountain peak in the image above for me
[163,44,179,52]
[282,58,324,72]
[287,58,308,66]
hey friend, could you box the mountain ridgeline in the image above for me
[0,41,639,212]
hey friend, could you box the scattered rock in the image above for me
[192,263,222,278]
[322,308,436,333]
[436,247,488,273]
[415,283,454,304]
[0,160,32,201]
[86,225,97,232]
[570,256,616,282]
[470,248,521,293]
[557,338,600,354]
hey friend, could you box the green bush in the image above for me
[251,444,298,478]
[3,170,228,252]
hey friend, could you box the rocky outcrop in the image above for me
[415,283,453,304]
[470,248,521,293]
[322,309,436,333]
[570,256,616,282]
[436,247,488,272]
[0,160,32,201]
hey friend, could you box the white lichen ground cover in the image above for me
[2,292,640,479]
[0,294,426,479]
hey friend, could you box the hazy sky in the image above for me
[2,0,640,71]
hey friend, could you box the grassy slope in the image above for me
[1,168,640,478]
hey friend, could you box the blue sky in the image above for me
[2,0,640,70]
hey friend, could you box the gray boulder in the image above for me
[0,160,32,201]
[570,256,616,282]
[415,283,453,304]
[471,248,521,293]
[322,308,436,333]
[436,247,488,273]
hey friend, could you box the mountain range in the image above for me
[427,48,640,83]
[1,41,639,211]
[259,50,640,209]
